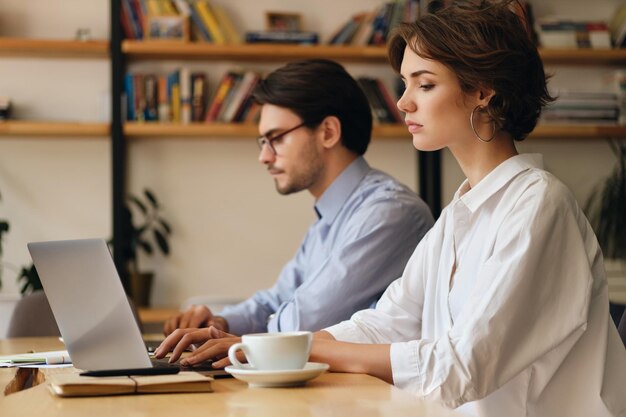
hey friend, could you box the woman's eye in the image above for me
[419,84,434,91]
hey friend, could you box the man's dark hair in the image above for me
[252,59,372,155]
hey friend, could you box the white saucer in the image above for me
[225,362,329,388]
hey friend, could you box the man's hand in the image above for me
[163,305,229,336]
[154,326,241,368]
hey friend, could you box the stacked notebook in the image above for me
[47,372,213,397]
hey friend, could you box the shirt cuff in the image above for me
[390,340,421,391]
[219,310,250,336]
[323,320,370,343]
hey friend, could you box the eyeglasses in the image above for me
[256,122,307,155]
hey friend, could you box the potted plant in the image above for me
[585,141,626,260]
[585,139,626,323]
[121,188,172,307]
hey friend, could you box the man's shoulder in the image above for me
[354,169,432,216]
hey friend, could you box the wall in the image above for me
[0,0,622,308]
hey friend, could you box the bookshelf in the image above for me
[120,42,626,140]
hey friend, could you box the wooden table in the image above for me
[0,337,461,417]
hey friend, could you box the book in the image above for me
[48,372,213,397]
[212,4,242,44]
[176,0,212,42]
[191,72,208,121]
[121,0,137,39]
[216,72,244,122]
[0,350,71,367]
[196,0,226,44]
[180,67,191,124]
[330,13,366,45]
[375,78,403,123]
[205,71,237,122]
[220,71,259,123]
[245,31,319,45]
[158,75,170,122]
[144,74,159,121]
[125,73,136,121]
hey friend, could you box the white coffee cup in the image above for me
[228,331,312,371]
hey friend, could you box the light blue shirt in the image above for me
[220,156,434,334]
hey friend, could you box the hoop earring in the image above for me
[470,105,496,143]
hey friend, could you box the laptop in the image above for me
[28,238,226,377]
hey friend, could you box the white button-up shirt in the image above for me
[326,154,626,417]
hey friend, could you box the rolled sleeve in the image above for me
[390,341,421,390]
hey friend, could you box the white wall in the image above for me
[0,0,622,307]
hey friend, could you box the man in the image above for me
[162,59,433,337]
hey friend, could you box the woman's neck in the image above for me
[450,133,518,189]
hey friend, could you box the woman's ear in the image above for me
[319,116,342,149]
[477,87,496,107]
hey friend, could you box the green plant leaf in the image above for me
[17,264,42,295]
[144,189,159,209]
[154,229,170,255]
[586,141,626,260]
[138,239,153,255]
[128,195,148,215]
[158,219,172,234]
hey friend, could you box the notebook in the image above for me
[27,238,226,377]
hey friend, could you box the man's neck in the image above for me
[309,151,359,200]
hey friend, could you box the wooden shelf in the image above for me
[0,37,109,58]
[539,48,626,65]
[124,122,408,138]
[532,124,626,139]
[124,122,626,139]
[0,121,109,137]
[122,41,389,62]
[122,41,626,65]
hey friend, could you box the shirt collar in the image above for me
[314,156,370,223]
[454,154,544,213]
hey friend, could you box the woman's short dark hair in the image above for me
[388,0,554,141]
[252,59,372,155]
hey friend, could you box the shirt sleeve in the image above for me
[390,179,597,408]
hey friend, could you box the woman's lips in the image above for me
[405,120,422,133]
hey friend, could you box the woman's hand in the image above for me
[154,326,241,367]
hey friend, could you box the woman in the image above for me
[309,1,626,416]
[156,1,626,415]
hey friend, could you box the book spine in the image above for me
[134,73,145,122]
[127,0,144,38]
[216,72,243,122]
[375,78,403,123]
[180,67,191,124]
[125,73,136,121]
[196,0,225,44]
[120,0,137,39]
[221,71,259,122]
[212,4,241,44]
[158,75,171,122]
[191,73,208,122]
[244,31,319,44]
[144,74,158,121]
[205,72,235,122]
[174,0,211,42]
